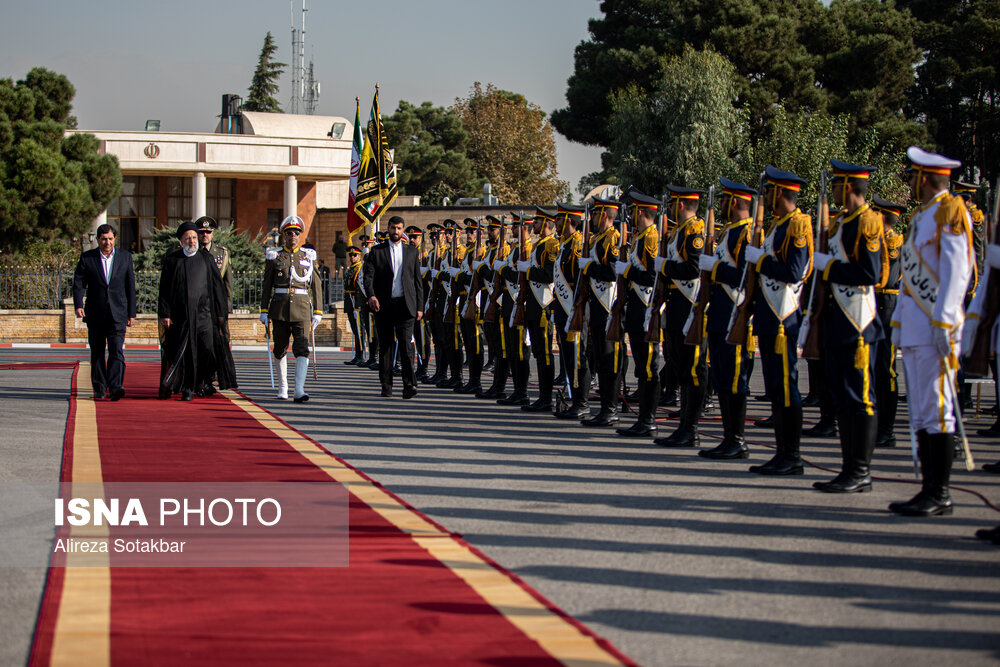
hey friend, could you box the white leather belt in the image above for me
[274,288,309,295]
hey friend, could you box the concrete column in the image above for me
[193,172,207,219]
[89,210,107,250]
[284,175,297,219]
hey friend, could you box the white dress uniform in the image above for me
[891,185,972,435]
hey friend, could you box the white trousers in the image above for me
[900,345,957,435]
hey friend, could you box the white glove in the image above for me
[517,261,530,272]
[890,325,900,347]
[698,255,716,273]
[987,244,1000,270]
[448,267,460,277]
[311,314,322,330]
[578,257,591,270]
[932,327,951,358]
[962,320,978,354]
[429,269,438,278]
[744,246,765,264]
[654,257,666,272]
[473,260,485,270]
[614,260,629,276]
[813,251,834,272]
[492,260,505,271]
[259,313,268,326]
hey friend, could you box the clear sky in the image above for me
[2,0,606,200]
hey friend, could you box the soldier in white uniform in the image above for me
[888,147,973,516]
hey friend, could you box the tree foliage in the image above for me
[0,68,121,253]
[382,100,480,205]
[605,47,744,195]
[134,226,266,274]
[900,0,1000,184]
[452,83,568,205]
[242,32,285,113]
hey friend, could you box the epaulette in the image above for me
[686,218,705,236]
[788,210,813,248]
[886,228,903,258]
[570,233,583,254]
[972,206,985,224]
[301,247,317,261]
[860,208,883,252]
[827,211,842,238]
[934,193,970,236]
[265,247,279,260]
[643,229,658,255]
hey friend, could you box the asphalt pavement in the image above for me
[2,348,999,666]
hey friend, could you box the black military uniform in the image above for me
[653,186,708,447]
[343,246,366,365]
[455,218,487,394]
[497,215,533,406]
[194,216,233,312]
[437,221,468,388]
[550,204,586,416]
[357,235,377,369]
[698,178,758,458]
[746,166,814,476]
[422,224,449,383]
[811,159,885,494]
[477,215,512,399]
[580,200,624,426]
[521,208,560,412]
[872,195,905,447]
[615,192,663,436]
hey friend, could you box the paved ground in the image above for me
[2,348,999,666]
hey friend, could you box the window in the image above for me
[167,177,236,230]
[108,176,156,252]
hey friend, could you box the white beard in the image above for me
[182,245,198,257]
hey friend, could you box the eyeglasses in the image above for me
[197,230,213,234]
[284,230,301,235]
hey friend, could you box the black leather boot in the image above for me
[581,372,619,426]
[478,358,509,399]
[522,361,553,412]
[815,413,876,493]
[653,384,700,447]
[617,379,659,437]
[889,431,955,516]
[875,389,898,446]
[750,404,804,475]
[701,393,749,459]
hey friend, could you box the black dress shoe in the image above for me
[109,387,125,402]
[974,526,1000,543]
[616,422,656,437]
[181,391,194,401]
[976,421,1000,437]
[754,415,773,428]
[477,387,505,400]
[381,388,393,397]
[483,360,495,374]
[455,382,481,395]
[755,394,770,402]
[982,461,1000,474]
[158,388,171,400]
[554,406,589,420]
[293,394,310,403]
[801,394,820,407]
[659,391,678,407]
[521,398,553,412]
[402,386,418,399]
[498,393,529,406]
[803,420,837,437]
[344,357,361,365]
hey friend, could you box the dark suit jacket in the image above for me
[362,241,424,318]
[72,248,137,326]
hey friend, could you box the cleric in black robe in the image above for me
[157,221,237,400]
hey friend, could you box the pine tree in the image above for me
[243,32,285,113]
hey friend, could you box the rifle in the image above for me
[481,217,506,323]
[799,169,829,360]
[443,225,460,323]
[967,175,1000,376]
[684,186,717,345]
[605,203,630,342]
[423,233,441,319]
[462,218,484,320]
[645,193,669,343]
[510,211,529,327]
[566,204,592,333]
[727,171,767,346]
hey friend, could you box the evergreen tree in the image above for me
[243,32,285,113]
[382,100,480,204]
[0,68,121,252]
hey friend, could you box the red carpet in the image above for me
[28,362,632,666]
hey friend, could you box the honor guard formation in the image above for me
[328,146,1000,539]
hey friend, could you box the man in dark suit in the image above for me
[363,215,424,398]
[72,223,137,400]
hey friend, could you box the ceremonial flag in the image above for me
[347,97,366,243]
[354,86,398,228]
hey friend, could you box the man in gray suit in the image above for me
[72,223,137,400]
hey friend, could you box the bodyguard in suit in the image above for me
[363,215,425,399]
[72,223,136,400]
